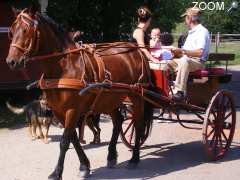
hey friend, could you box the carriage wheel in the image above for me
[120,102,147,149]
[203,90,236,160]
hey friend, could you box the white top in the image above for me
[183,24,210,61]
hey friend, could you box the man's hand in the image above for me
[171,48,184,58]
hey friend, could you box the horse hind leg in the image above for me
[130,102,153,169]
[86,115,100,144]
[94,114,101,144]
[107,109,124,168]
[128,99,153,169]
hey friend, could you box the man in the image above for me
[170,7,210,101]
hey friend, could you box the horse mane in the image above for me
[38,13,72,46]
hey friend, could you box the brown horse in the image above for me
[6,7,153,179]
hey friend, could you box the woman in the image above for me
[132,6,159,63]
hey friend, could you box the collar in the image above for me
[188,24,202,34]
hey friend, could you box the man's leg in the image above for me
[169,57,204,100]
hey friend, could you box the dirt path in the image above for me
[0,118,240,180]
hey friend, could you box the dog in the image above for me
[6,96,58,144]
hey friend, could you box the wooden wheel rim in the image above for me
[203,90,236,160]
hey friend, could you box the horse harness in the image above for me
[12,10,152,115]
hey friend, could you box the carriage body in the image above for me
[121,53,236,160]
[149,54,234,107]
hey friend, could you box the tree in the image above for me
[8,0,186,42]
[201,0,240,34]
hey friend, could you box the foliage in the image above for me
[182,0,240,34]
[8,0,184,42]
[7,0,240,41]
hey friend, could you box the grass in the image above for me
[210,41,240,65]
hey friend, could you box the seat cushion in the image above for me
[207,67,225,75]
[190,69,209,77]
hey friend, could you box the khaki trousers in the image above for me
[167,56,205,92]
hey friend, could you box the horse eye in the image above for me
[23,29,27,33]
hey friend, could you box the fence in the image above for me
[172,33,240,55]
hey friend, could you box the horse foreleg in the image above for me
[48,128,71,180]
[71,129,90,177]
[107,109,124,168]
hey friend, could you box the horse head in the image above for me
[6,7,41,69]
[6,6,68,71]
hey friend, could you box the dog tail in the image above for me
[6,101,25,114]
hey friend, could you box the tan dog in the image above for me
[6,96,57,143]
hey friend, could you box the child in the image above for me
[150,28,162,59]
[150,30,174,122]
[150,29,174,61]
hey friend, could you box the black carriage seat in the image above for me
[189,53,235,83]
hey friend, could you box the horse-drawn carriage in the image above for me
[6,8,237,179]
[119,53,236,161]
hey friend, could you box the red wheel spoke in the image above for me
[211,133,219,156]
[123,120,134,136]
[203,91,236,160]
[224,112,232,121]
[211,111,217,122]
[210,132,217,146]
[215,133,219,148]
[218,133,223,148]
[207,128,215,138]
[207,118,215,128]
[221,130,228,142]
[129,125,134,144]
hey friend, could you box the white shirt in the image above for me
[183,24,210,61]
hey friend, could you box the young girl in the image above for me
[150,28,162,59]
[150,30,174,122]
[150,30,174,61]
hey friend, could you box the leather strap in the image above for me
[39,75,86,90]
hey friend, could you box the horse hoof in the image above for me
[79,165,90,178]
[107,159,117,168]
[89,141,96,144]
[80,140,86,144]
[127,162,138,169]
[48,173,62,180]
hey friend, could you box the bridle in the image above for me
[9,9,40,61]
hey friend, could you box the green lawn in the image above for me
[210,41,240,65]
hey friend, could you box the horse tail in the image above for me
[6,101,26,114]
[141,101,154,142]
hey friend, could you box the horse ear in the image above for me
[11,7,21,17]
